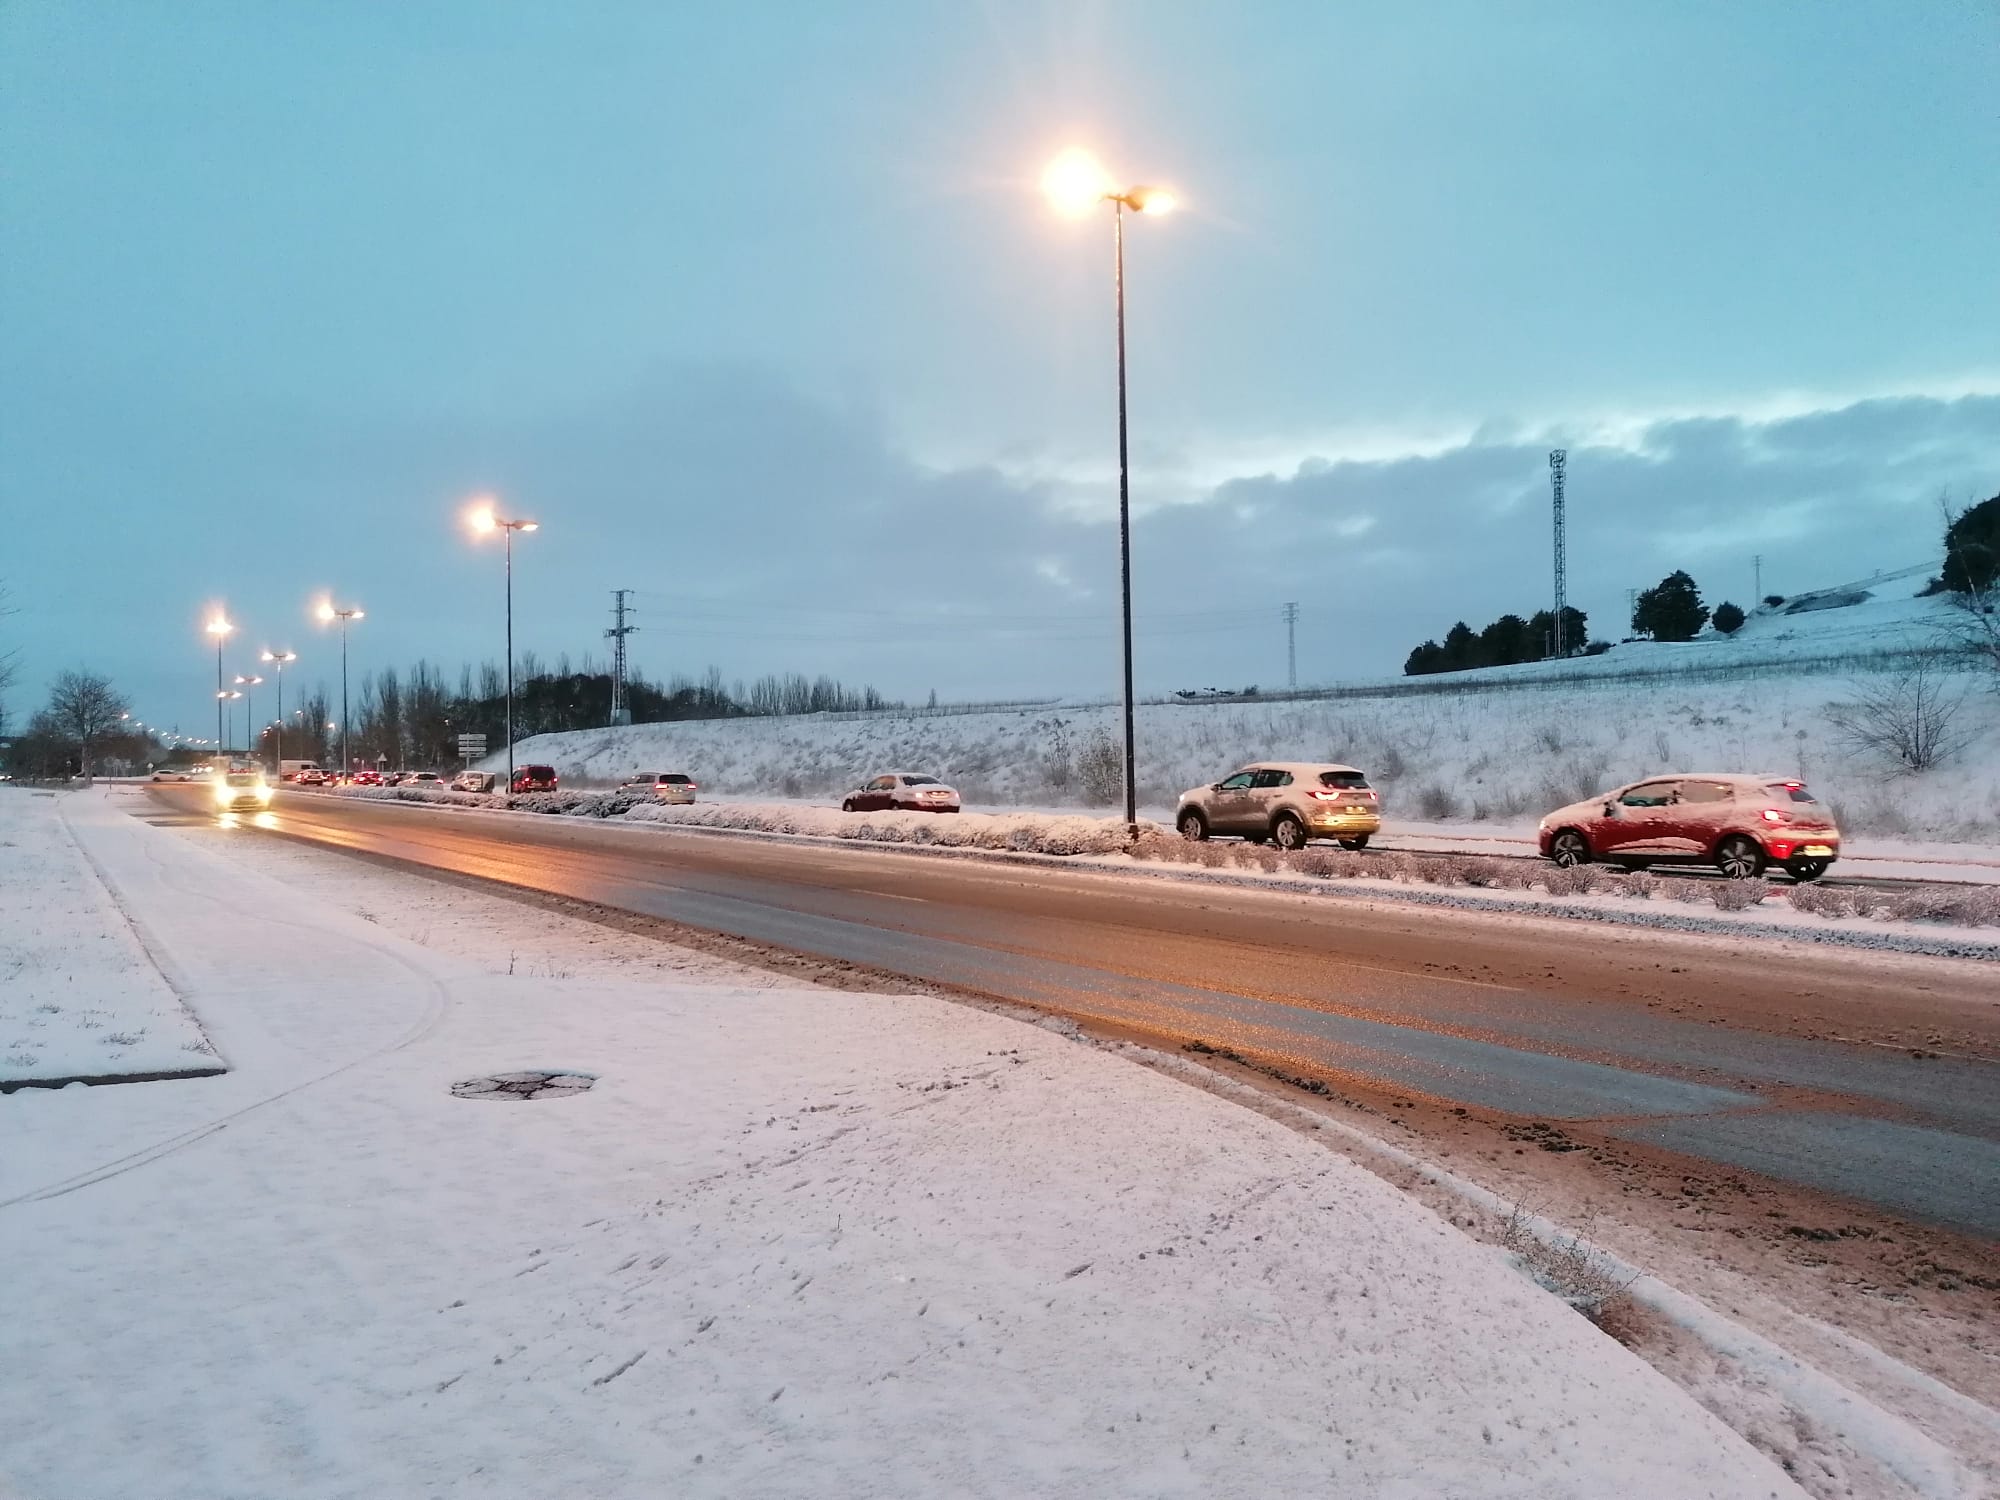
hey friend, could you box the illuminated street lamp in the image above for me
[315,600,364,776]
[260,650,297,775]
[1042,149,1177,837]
[206,612,234,751]
[466,498,540,792]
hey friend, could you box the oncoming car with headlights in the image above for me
[214,770,273,811]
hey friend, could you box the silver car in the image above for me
[1176,762,1381,851]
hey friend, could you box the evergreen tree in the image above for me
[1633,571,1710,642]
[1942,493,2000,594]
[1712,601,1746,634]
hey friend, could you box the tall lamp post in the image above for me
[233,675,263,769]
[206,613,234,752]
[316,601,364,777]
[467,499,540,793]
[1042,149,1176,837]
[216,690,242,754]
[261,650,297,774]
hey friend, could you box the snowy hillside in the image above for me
[493,589,2000,841]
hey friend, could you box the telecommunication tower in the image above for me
[1549,450,1569,657]
[1281,601,1299,690]
[605,589,638,726]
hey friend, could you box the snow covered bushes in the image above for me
[623,801,1149,856]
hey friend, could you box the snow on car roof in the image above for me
[1248,761,1367,775]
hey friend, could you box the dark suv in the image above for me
[510,764,559,793]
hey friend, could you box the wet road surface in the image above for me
[146,788,2000,1236]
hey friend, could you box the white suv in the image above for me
[1176,762,1381,850]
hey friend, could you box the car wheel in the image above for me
[1786,857,1829,883]
[1271,814,1309,851]
[1177,808,1208,841]
[1614,859,1652,872]
[840,799,855,813]
[1338,835,1370,852]
[1716,836,1766,880]
[1549,830,1591,868]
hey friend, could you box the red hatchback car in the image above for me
[1539,774,1840,882]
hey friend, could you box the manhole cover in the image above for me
[452,1070,595,1101]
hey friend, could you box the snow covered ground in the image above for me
[1,786,1812,1498]
[489,590,2000,844]
[0,788,218,1087]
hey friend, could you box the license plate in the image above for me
[1801,844,1833,856]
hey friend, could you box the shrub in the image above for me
[1825,657,1975,772]
[1542,867,1589,897]
[1712,601,1746,634]
[1788,883,1852,919]
[1501,1205,1638,1325]
[1667,880,1708,904]
[1076,728,1123,806]
[1887,886,2000,925]
[1460,857,1512,888]
[1710,879,1770,912]
[1414,782,1462,820]
[1297,850,1338,879]
[1610,871,1659,900]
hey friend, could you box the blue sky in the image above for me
[3,1,1996,736]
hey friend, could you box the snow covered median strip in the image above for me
[0,790,220,1088]
[621,798,1145,853]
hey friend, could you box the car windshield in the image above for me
[1318,771,1370,789]
[224,773,259,787]
[902,776,938,785]
[1767,782,1819,804]
[661,774,691,784]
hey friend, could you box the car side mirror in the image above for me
[1603,802,1618,817]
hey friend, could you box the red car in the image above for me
[510,764,559,793]
[351,768,383,787]
[1539,774,1840,881]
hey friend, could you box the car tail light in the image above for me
[1760,808,1789,825]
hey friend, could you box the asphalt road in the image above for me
[149,787,2000,1237]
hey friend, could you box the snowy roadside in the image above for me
[0,788,1810,1499]
[0,788,219,1087]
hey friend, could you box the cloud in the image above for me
[5,370,1995,726]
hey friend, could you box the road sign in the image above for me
[457,733,488,755]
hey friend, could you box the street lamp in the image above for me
[206,612,234,752]
[315,600,364,777]
[1042,149,1176,837]
[217,690,242,755]
[233,676,264,768]
[260,650,297,775]
[466,498,540,792]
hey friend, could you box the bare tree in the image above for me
[1825,655,1974,772]
[45,669,130,777]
